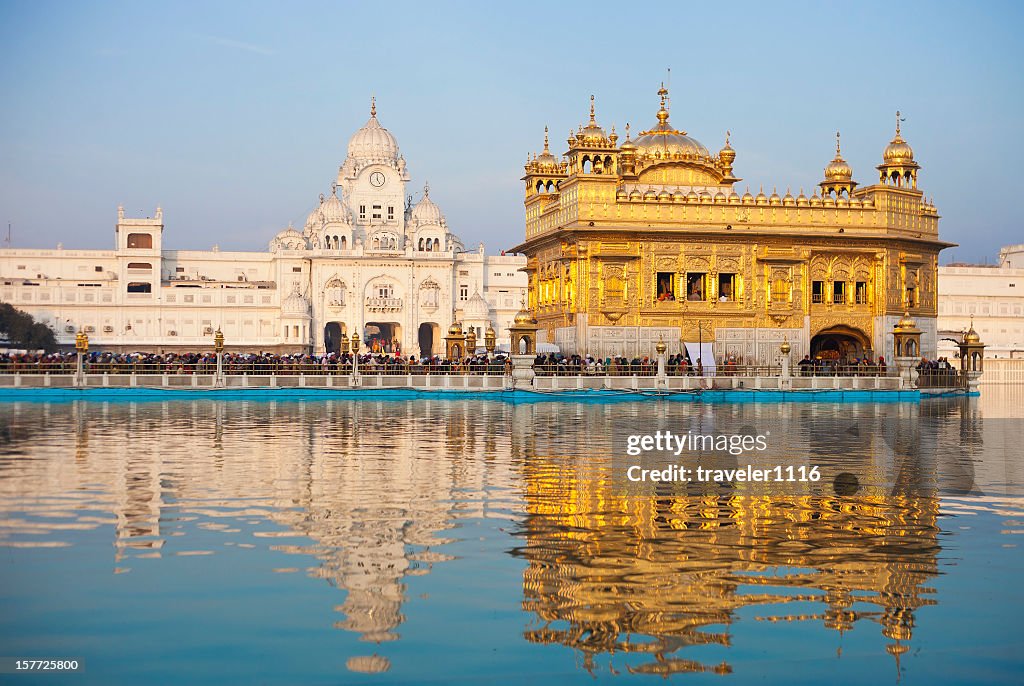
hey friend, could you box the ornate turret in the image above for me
[877,111,920,189]
[566,95,616,177]
[820,131,857,198]
[524,126,568,198]
[718,130,740,183]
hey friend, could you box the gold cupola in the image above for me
[718,130,740,183]
[820,131,857,198]
[578,95,610,147]
[633,85,711,161]
[877,111,920,189]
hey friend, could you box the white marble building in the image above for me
[0,101,527,355]
[938,244,1024,359]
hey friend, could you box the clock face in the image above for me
[369,171,386,187]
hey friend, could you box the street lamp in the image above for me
[351,332,361,381]
[485,323,496,355]
[214,328,225,386]
[75,328,89,386]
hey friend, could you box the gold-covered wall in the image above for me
[512,93,951,361]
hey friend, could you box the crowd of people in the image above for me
[0,350,926,379]
[796,355,891,377]
[0,350,512,375]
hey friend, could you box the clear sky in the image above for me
[1,0,1021,263]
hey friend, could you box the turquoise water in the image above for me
[0,389,1021,684]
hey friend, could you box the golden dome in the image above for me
[447,321,463,335]
[895,311,918,331]
[883,111,915,163]
[964,323,981,343]
[633,85,710,160]
[824,131,853,181]
[513,308,534,325]
[534,126,560,172]
[578,95,609,146]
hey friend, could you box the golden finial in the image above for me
[424,181,430,197]
[543,126,550,152]
[370,95,376,117]
[835,130,841,156]
[625,122,630,139]
[896,110,901,136]
[726,129,731,145]
[589,94,596,123]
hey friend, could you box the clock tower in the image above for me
[336,97,410,250]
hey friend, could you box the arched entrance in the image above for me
[418,323,439,358]
[324,322,346,353]
[364,322,402,354]
[810,325,871,362]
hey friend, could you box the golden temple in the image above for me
[511,89,951,363]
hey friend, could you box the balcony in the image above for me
[365,297,403,313]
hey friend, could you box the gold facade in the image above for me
[513,93,952,360]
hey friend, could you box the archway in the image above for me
[365,322,402,354]
[810,325,871,362]
[324,321,346,353]
[418,323,439,358]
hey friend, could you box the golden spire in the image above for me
[370,95,376,117]
[543,126,550,153]
[726,129,731,146]
[625,122,630,139]
[656,83,669,125]
[836,130,842,156]
[423,181,430,197]
[896,109,902,137]
[589,94,596,124]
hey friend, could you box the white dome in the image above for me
[346,98,399,163]
[305,190,351,230]
[269,224,307,252]
[411,184,445,226]
[282,289,309,317]
[464,291,490,319]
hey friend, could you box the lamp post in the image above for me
[780,337,791,381]
[214,328,225,387]
[351,332,361,384]
[74,328,89,387]
[656,336,667,386]
[466,328,477,357]
[485,323,496,356]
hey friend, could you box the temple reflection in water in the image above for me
[0,393,1018,678]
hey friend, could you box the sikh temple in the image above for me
[512,87,948,364]
[0,99,527,356]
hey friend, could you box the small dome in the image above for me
[411,184,445,226]
[447,321,463,335]
[714,191,726,203]
[883,113,915,163]
[346,98,399,163]
[755,187,768,204]
[796,189,808,206]
[741,188,754,203]
[534,127,561,172]
[687,190,699,202]
[824,132,853,181]
[728,190,741,203]
[615,187,627,200]
[658,190,672,201]
[883,137,914,163]
[964,319,981,343]
[464,291,490,319]
[578,95,609,146]
[769,188,782,205]
[282,289,309,316]
[320,191,350,224]
[897,311,921,333]
[513,308,534,325]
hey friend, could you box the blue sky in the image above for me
[1,0,1021,262]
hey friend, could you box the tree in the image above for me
[0,302,58,352]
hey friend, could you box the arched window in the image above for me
[340,236,347,249]
[433,238,440,251]
[127,233,152,249]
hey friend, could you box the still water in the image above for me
[0,389,1022,685]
